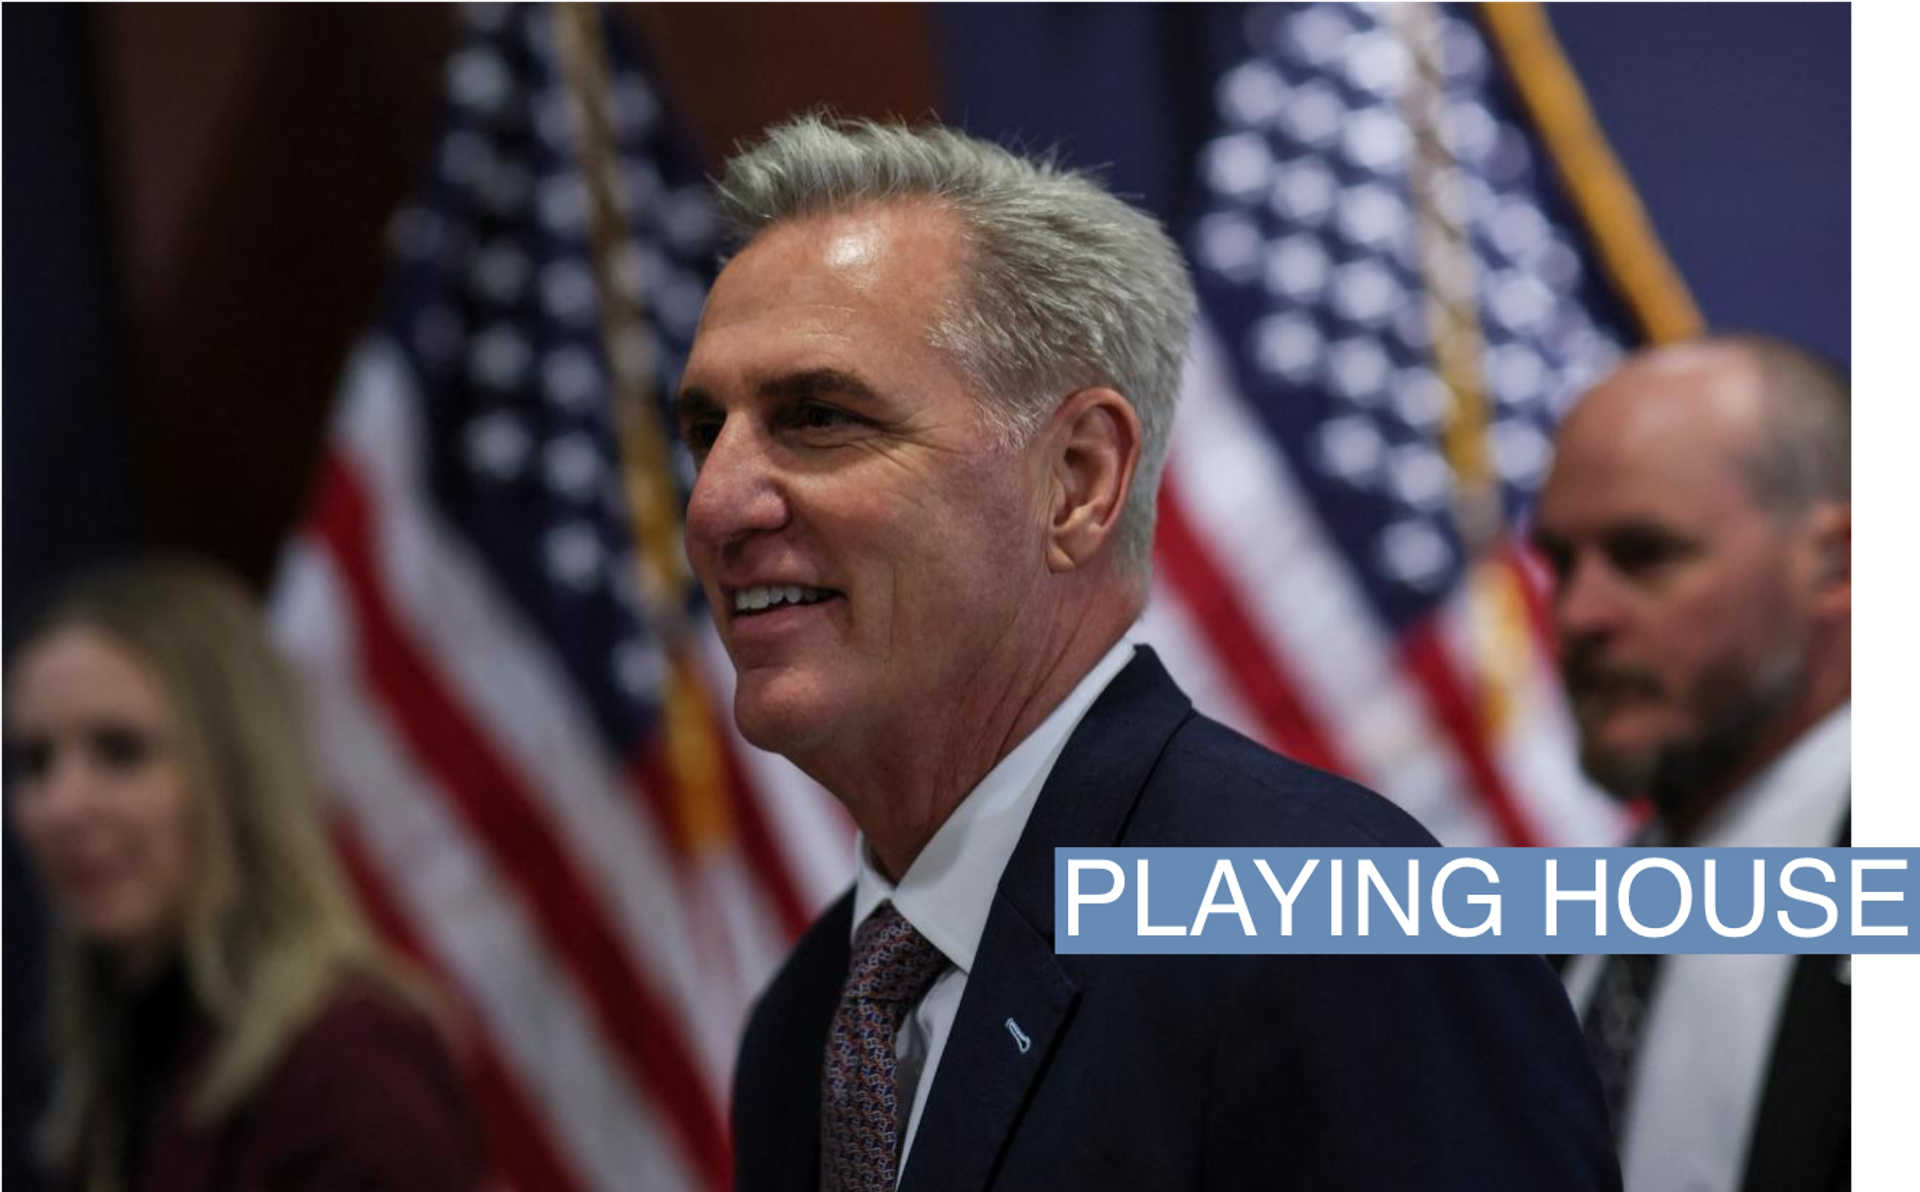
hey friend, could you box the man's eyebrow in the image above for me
[763,368,879,406]
[673,369,880,427]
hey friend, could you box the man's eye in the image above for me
[680,417,722,454]
[796,403,852,431]
[1605,530,1691,578]
[1530,539,1571,582]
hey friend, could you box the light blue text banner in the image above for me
[1054,848,1918,955]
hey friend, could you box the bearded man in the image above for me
[1534,335,1851,1192]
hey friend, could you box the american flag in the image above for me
[1135,2,1695,847]
[268,3,1694,1190]
[269,6,848,1191]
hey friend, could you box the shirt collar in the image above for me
[851,636,1138,971]
[1693,702,1851,847]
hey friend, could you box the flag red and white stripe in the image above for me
[275,340,849,1192]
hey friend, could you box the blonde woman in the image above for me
[7,558,482,1192]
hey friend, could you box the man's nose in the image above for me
[684,422,790,552]
[1553,552,1629,642]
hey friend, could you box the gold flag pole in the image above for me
[553,2,729,851]
[1388,2,1531,742]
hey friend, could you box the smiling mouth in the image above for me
[731,584,841,616]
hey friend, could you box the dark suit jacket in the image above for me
[1739,945,1850,1192]
[734,649,1619,1191]
[1738,811,1850,1192]
[1551,815,1851,1192]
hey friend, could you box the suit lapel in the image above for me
[897,894,1077,1192]
[898,649,1193,1192]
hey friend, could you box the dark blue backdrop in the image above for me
[934,3,1849,363]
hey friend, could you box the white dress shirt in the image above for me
[1564,704,1851,1192]
[848,636,1137,1179]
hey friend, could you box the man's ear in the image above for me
[1802,500,1850,618]
[1045,387,1141,573]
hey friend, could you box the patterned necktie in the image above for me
[1582,949,1666,1140]
[821,903,950,1192]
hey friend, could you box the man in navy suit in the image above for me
[676,115,1617,1192]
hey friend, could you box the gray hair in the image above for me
[713,115,1196,578]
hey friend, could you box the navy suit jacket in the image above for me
[733,648,1619,1191]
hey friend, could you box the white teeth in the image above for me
[733,585,831,613]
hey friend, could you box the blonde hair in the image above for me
[17,557,429,1184]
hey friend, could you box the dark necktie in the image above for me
[821,903,950,1192]
[1582,949,1666,1140]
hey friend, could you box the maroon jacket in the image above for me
[102,985,484,1192]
